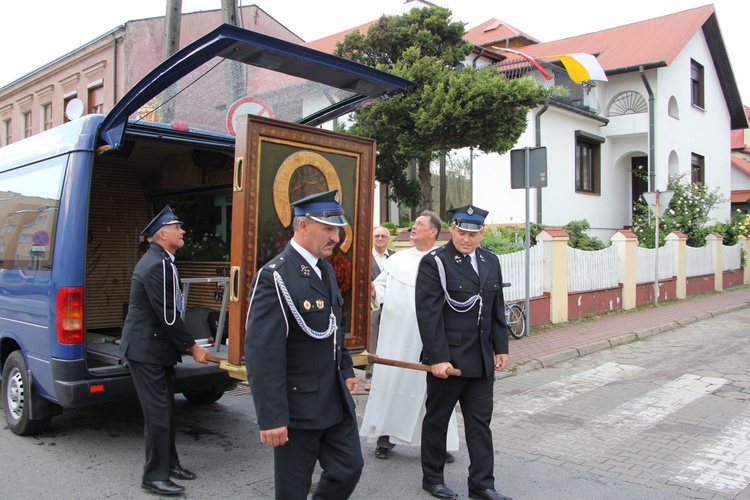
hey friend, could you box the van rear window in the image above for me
[0,157,65,270]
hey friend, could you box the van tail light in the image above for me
[57,287,84,344]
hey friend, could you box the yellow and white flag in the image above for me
[552,53,608,83]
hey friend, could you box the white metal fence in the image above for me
[568,245,619,293]
[497,244,543,302]
[722,243,742,271]
[686,245,713,277]
[635,245,674,284]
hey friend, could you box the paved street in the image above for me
[1,289,750,499]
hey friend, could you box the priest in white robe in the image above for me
[360,211,459,459]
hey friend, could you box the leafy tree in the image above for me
[632,174,725,248]
[334,6,552,211]
[563,220,605,251]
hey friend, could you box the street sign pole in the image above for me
[654,191,661,306]
[524,148,530,336]
[511,146,546,337]
[642,190,674,307]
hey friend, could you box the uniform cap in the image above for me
[291,190,348,227]
[449,205,488,232]
[141,205,182,236]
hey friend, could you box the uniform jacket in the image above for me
[415,240,509,378]
[119,244,196,366]
[245,243,356,431]
[371,248,395,280]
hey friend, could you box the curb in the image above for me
[507,301,750,377]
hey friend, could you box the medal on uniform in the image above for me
[303,300,311,310]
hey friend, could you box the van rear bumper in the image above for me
[50,358,234,408]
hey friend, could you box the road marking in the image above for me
[494,362,643,417]
[535,374,728,461]
[672,408,750,492]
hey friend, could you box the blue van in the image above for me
[0,24,409,435]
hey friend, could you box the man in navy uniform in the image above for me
[120,205,211,496]
[415,205,511,500]
[245,190,363,499]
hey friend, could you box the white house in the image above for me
[308,4,747,239]
[467,5,747,240]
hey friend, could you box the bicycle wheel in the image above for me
[506,303,526,339]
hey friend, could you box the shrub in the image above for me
[563,220,605,251]
[380,221,398,236]
[632,173,725,248]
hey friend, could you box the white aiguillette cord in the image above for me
[273,270,338,359]
[434,255,483,325]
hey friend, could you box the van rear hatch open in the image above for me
[99,23,411,149]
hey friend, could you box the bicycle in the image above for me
[502,283,526,339]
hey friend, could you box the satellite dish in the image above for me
[65,98,84,121]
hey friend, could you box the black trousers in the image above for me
[273,415,364,500]
[422,374,495,491]
[128,359,179,482]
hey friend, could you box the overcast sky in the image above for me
[2,0,747,107]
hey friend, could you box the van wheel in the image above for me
[182,385,226,405]
[2,351,53,435]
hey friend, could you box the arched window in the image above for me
[607,91,648,117]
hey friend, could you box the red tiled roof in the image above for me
[304,19,382,53]
[464,18,539,48]
[731,190,750,203]
[732,129,745,150]
[513,5,715,73]
[732,155,750,177]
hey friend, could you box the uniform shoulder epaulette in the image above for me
[431,245,448,256]
[478,245,497,256]
[264,254,288,271]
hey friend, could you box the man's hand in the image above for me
[260,426,289,447]
[494,354,509,371]
[345,376,359,395]
[371,282,376,299]
[190,344,210,364]
[430,362,454,379]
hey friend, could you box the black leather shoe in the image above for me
[468,488,512,500]
[445,451,455,464]
[141,479,185,495]
[422,482,458,499]
[375,446,390,459]
[169,465,197,480]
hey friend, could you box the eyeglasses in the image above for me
[373,234,389,238]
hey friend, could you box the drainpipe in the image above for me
[534,104,548,223]
[112,32,119,104]
[639,66,655,191]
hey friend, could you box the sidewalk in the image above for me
[505,285,750,376]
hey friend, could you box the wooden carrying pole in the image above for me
[366,353,461,377]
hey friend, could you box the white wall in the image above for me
[654,33,732,223]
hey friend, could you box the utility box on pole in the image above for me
[510,146,547,189]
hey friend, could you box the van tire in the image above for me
[181,385,226,405]
[2,351,53,435]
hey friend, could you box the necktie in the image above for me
[465,253,478,275]
[317,259,332,291]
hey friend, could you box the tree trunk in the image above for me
[417,157,433,212]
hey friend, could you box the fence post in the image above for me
[743,235,750,286]
[537,228,569,323]
[707,232,723,292]
[611,230,638,310]
[666,231,687,299]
